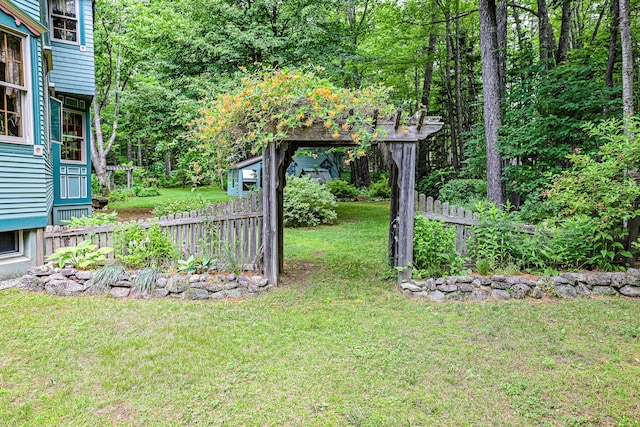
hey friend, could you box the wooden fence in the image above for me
[44,192,263,270]
[415,193,478,256]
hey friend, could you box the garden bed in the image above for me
[0,264,272,300]
[402,269,640,301]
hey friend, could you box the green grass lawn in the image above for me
[2,202,640,426]
[107,186,232,214]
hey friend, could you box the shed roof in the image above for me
[231,156,263,169]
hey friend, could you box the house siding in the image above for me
[49,0,94,96]
[0,153,48,229]
[10,0,40,21]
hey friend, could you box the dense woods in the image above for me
[92,0,638,205]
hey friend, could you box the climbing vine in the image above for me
[192,68,397,177]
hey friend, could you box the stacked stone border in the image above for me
[401,269,640,301]
[0,264,273,301]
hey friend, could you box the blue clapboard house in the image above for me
[0,0,94,279]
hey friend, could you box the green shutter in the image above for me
[50,97,62,143]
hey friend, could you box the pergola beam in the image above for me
[261,112,443,285]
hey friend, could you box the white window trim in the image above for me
[0,230,24,260]
[60,108,85,164]
[49,0,80,45]
[0,26,32,146]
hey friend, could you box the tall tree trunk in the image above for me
[556,0,572,64]
[496,0,507,99]
[137,138,143,166]
[350,156,370,187]
[444,13,459,171]
[90,47,123,195]
[538,0,557,67]
[165,152,171,181]
[127,138,132,163]
[619,0,633,119]
[418,30,438,180]
[571,0,584,49]
[590,0,609,45]
[454,0,465,165]
[479,0,505,204]
[605,0,620,89]
[421,31,438,110]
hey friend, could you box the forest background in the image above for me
[90,0,638,214]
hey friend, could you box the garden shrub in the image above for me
[469,203,520,268]
[325,179,358,200]
[368,178,391,199]
[152,198,209,217]
[438,179,486,207]
[283,175,337,227]
[413,215,465,278]
[417,167,458,197]
[545,117,640,268]
[107,189,132,202]
[63,212,119,227]
[133,186,160,197]
[470,202,629,274]
[113,222,178,268]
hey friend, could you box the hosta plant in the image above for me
[47,240,113,269]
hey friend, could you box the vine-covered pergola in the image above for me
[262,110,443,284]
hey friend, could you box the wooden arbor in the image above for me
[262,111,443,284]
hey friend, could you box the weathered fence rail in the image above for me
[415,193,478,255]
[44,192,263,270]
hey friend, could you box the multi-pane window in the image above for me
[0,231,20,257]
[0,30,25,140]
[61,110,84,162]
[50,0,78,43]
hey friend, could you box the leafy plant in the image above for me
[438,179,486,207]
[47,240,113,269]
[93,264,126,287]
[133,186,160,197]
[113,222,179,269]
[283,175,337,227]
[152,197,209,218]
[193,68,397,180]
[413,216,465,278]
[545,117,640,268]
[417,167,458,198]
[325,179,358,200]
[63,212,119,227]
[469,203,519,268]
[178,255,214,274]
[368,178,391,199]
[108,189,135,202]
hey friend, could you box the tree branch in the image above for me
[400,9,478,26]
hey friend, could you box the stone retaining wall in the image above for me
[0,264,272,300]
[401,269,640,301]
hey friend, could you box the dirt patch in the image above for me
[279,261,322,289]
[105,208,153,222]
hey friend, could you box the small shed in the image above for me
[286,151,341,179]
[300,168,333,184]
[227,156,263,196]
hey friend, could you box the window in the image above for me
[0,230,21,258]
[49,0,79,43]
[0,29,26,141]
[61,109,84,162]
